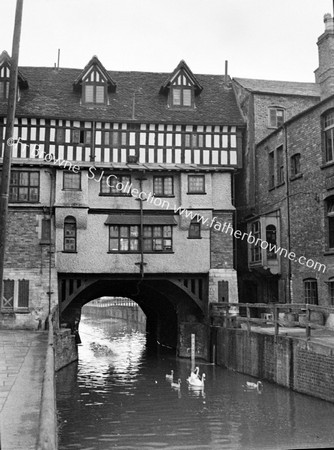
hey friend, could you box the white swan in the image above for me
[246,381,263,389]
[165,370,174,381]
[188,373,205,387]
[171,378,181,388]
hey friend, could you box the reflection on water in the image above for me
[57,315,334,450]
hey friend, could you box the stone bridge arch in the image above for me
[58,274,209,357]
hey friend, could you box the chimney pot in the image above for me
[324,13,334,32]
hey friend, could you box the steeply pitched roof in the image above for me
[160,60,203,95]
[73,55,117,92]
[233,77,320,97]
[0,63,244,126]
[0,50,29,89]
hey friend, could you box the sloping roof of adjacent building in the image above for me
[0,60,245,126]
[233,77,321,97]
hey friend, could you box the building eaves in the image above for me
[0,66,245,126]
[233,77,320,98]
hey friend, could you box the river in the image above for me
[56,314,334,449]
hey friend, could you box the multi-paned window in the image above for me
[250,221,261,263]
[71,127,92,145]
[185,133,204,148]
[1,279,29,311]
[172,86,192,107]
[83,83,106,104]
[109,225,173,252]
[153,176,173,196]
[188,217,201,239]
[9,171,39,202]
[101,174,131,195]
[276,145,284,185]
[329,279,334,305]
[266,224,277,260]
[327,197,334,249]
[268,146,284,189]
[63,172,81,190]
[0,80,9,100]
[188,175,205,194]
[268,107,284,128]
[304,279,318,305]
[324,110,334,163]
[268,151,275,189]
[291,153,301,177]
[64,216,77,252]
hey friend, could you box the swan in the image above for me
[246,381,263,389]
[165,370,174,381]
[171,378,181,388]
[188,373,205,387]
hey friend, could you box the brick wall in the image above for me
[210,211,234,269]
[216,327,334,403]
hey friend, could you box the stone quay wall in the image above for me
[215,327,334,403]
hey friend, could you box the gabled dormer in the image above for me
[73,55,116,106]
[0,50,28,101]
[160,60,203,109]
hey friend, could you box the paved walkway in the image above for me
[0,330,48,450]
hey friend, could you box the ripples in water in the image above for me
[56,315,334,449]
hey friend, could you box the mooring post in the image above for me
[191,333,195,371]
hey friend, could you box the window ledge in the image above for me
[321,161,334,170]
[62,251,78,254]
[187,237,202,239]
[187,192,207,195]
[324,250,334,256]
[290,174,303,181]
[99,193,132,197]
[14,309,30,314]
[152,195,175,198]
[107,251,174,254]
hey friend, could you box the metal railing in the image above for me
[210,302,334,340]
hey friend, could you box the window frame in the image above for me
[249,220,261,263]
[108,225,173,253]
[63,171,81,191]
[327,197,334,249]
[153,176,174,197]
[323,110,334,163]
[268,107,285,128]
[63,216,77,253]
[304,278,318,305]
[82,82,107,105]
[290,153,301,178]
[8,170,40,203]
[188,175,206,194]
[100,174,131,196]
[188,217,201,239]
[276,145,285,185]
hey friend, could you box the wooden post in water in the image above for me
[191,333,195,371]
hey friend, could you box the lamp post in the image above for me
[0,0,24,309]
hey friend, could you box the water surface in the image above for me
[56,315,334,449]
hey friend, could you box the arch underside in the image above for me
[59,274,208,322]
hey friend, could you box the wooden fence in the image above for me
[210,302,334,340]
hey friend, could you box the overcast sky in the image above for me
[0,0,333,82]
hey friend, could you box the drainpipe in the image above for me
[283,124,292,303]
[46,169,54,316]
[135,173,147,277]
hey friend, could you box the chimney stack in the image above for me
[315,13,334,99]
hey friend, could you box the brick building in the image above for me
[0,53,244,350]
[233,13,334,316]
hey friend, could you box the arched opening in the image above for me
[59,276,206,355]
